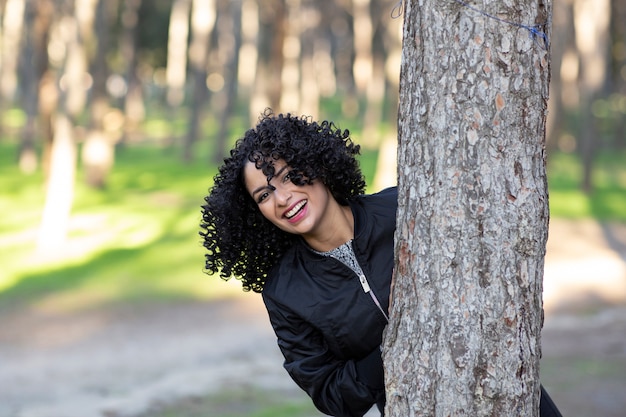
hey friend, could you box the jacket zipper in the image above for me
[358,272,389,323]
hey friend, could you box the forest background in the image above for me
[0,0,625,416]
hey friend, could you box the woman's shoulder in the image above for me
[355,186,397,214]
[262,243,305,298]
[370,186,397,200]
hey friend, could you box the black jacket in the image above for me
[262,187,397,417]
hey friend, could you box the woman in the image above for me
[200,110,562,417]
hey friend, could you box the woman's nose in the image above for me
[274,184,291,206]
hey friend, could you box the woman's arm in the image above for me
[263,295,384,417]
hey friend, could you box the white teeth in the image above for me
[285,200,306,218]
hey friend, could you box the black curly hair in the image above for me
[200,110,366,292]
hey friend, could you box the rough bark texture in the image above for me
[383,0,551,416]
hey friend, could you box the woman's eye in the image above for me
[257,191,270,203]
[284,170,298,183]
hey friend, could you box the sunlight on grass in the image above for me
[1,107,26,129]
[547,150,626,220]
[0,141,624,314]
[547,191,591,219]
[0,141,227,310]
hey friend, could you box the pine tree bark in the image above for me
[384,0,551,415]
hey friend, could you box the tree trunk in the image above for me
[165,0,191,108]
[249,0,285,119]
[183,0,216,162]
[612,0,626,149]
[384,1,551,415]
[0,0,25,140]
[333,5,359,117]
[17,0,39,173]
[121,0,144,144]
[279,0,301,112]
[545,0,572,151]
[352,0,373,95]
[82,0,115,189]
[36,1,61,178]
[0,0,25,104]
[574,0,610,192]
[213,0,241,164]
[38,0,88,250]
[237,0,258,98]
[298,0,320,119]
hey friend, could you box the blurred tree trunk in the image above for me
[279,0,301,112]
[213,0,241,164]
[384,0,551,415]
[574,0,610,193]
[183,0,216,162]
[121,0,144,144]
[33,1,56,179]
[237,0,258,102]
[372,133,397,191]
[39,70,57,177]
[353,0,381,139]
[371,5,402,190]
[546,0,571,150]
[38,0,89,250]
[0,0,24,105]
[310,8,337,102]
[82,0,115,189]
[0,0,25,139]
[299,0,320,118]
[17,0,42,173]
[335,4,359,118]
[352,0,372,95]
[250,0,284,119]
[611,0,626,148]
[165,0,191,133]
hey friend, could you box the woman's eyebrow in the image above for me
[251,184,271,197]
[274,165,289,178]
[251,165,289,197]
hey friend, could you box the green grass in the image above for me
[1,140,625,314]
[0,136,376,311]
[0,142,235,312]
[0,138,624,416]
[547,150,626,220]
[137,387,322,417]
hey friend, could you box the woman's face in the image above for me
[243,159,334,238]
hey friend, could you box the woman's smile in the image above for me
[284,199,308,222]
[243,159,353,250]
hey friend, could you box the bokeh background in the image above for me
[0,0,625,416]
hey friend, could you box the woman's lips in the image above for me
[284,200,307,221]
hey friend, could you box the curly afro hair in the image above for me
[200,110,366,292]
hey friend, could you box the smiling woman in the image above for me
[243,159,352,250]
[200,109,365,293]
[199,109,397,416]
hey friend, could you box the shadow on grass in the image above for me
[0,207,231,313]
[136,387,322,417]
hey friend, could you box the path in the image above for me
[0,219,625,417]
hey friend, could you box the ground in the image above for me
[1,219,625,417]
